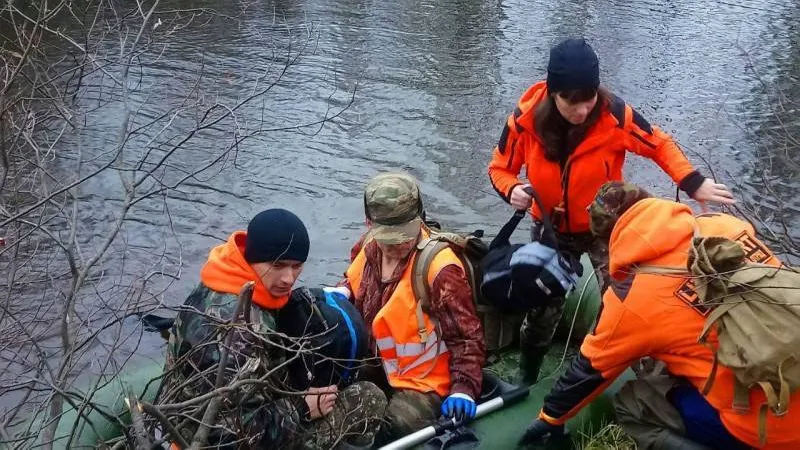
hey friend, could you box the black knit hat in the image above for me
[546,38,600,94]
[244,209,310,263]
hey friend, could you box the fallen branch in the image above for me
[188,281,254,450]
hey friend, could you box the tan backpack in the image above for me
[641,235,800,445]
[410,227,523,353]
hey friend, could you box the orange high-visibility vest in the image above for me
[346,244,462,397]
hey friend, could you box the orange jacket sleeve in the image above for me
[618,105,706,197]
[487,109,526,203]
[539,280,654,425]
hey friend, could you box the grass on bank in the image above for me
[580,423,636,450]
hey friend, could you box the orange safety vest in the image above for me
[346,243,462,397]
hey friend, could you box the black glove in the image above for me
[518,419,567,446]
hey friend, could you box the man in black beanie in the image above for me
[488,37,736,385]
[157,209,386,449]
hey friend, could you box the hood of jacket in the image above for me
[200,231,288,309]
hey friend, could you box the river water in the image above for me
[115,0,800,284]
[4,0,800,418]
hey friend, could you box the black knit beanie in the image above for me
[244,209,310,263]
[546,38,600,94]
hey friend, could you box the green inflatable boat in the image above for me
[29,255,631,449]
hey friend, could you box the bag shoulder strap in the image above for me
[523,186,558,248]
[699,302,737,343]
[489,186,559,250]
[489,210,526,249]
[632,264,691,276]
[411,236,450,341]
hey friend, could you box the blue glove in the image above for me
[441,393,476,421]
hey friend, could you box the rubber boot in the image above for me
[336,435,375,450]
[517,344,549,386]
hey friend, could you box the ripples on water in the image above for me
[13,0,800,370]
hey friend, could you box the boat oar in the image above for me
[379,386,530,450]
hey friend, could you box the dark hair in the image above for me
[534,86,610,162]
[555,87,599,104]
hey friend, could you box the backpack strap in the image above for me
[699,303,737,344]
[755,375,791,446]
[697,302,737,398]
[321,290,359,382]
[700,352,720,395]
[634,265,739,400]
[632,264,691,276]
[753,341,794,445]
[698,352,753,417]
[758,392,770,446]
[411,237,450,341]
[732,380,751,413]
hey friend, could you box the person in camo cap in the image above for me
[157,209,386,450]
[332,172,486,442]
[519,181,798,450]
[587,180,653,239]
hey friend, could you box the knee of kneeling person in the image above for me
[385,390,442,437]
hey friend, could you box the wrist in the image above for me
[449,383,477,400]
[678,171,705,198]
[446,393,474,402]
[296,396,312,423]
[506,182,523,203]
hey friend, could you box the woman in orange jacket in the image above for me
[487,37,735,384]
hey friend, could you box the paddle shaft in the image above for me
[378,387,529,450]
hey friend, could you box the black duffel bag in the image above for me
[480,186,582,314]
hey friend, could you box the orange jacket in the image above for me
[346,246,463,397]
[538,199,799,449]
[488,82,700,233]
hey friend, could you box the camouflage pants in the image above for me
[358,363,442,443]
[615,369,752,450]
[383,389,441,441]
[293,381,388,450]
[519,227,609,348]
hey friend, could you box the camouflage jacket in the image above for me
[158,283,309,448]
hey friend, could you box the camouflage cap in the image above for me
[364,172,423,244]
[588,181,652,239]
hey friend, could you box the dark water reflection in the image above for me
[7,0,800,386]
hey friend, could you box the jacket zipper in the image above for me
[560,160,572,234]
[540,117,612,234]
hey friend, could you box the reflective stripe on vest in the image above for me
[376,331,448,373]
[346,239,462,397]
